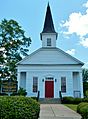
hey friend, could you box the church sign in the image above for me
[1,80,17,93]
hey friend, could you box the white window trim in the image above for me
[33,77,38,93]
[61,77,66,93]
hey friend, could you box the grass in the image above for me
[64,104,78,112]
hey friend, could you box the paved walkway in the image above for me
[38,104,82,119]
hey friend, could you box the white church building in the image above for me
[17,4,84,98]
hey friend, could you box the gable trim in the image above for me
[16,47,84,66]
[17,64,83,66]
[16,48,42,65]
[56,48,84,65]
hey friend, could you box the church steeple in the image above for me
[40,3,58,48]
[42,3,56,33]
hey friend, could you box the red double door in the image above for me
[45,81,54,98]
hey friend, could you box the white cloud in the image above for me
[61,1,88,48]
[62,12,88,37]
[83,1,88,8]
[66,49,76,56]
[80,37,88,48]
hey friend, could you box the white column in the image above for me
[26,71,29,96]
[79,72,84,98]
[70,72,74,97]
[26,71,32,97]
[67,72,73,97]
[17,72,20,90]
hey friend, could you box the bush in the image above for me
[77,102,88,113]
[62,97,82,104]
[0,96,40,119]
[0,93,8,96]
[62,97,74,104]
[82,98,88,103]
[18,87,27,96]
[11,87,27,96]
[77,102,88,119]
[10,92,18,96]
[31,97,38,101]
[73,98,82,104]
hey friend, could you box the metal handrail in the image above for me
[37,91,40,101]
[59,91,62,103]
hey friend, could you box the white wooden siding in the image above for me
[19,48,81,65]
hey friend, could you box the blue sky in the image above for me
[0,0,88,68]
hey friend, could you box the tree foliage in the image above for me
[0,19,31,81]
[82,68,88,96]
[83,82,88,96]
[82,68,88,82]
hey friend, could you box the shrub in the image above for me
[77,102,88,119]
[62,97,82,104]
[73,98,82,104]
[31,97,38,101]
[10,92,18,96]
[0,96,40,119]
[82,98,88,102]
[0,93,8,96]
[11,87,27,96]
[77,102,88,113]
[62,97,74,104]
[18,87,27,96]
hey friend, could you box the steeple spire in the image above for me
[42,3,56,33]
[40,3,58,47]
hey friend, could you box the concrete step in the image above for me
[39,98,61,104]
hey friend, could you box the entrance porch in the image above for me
[18,71,83,98]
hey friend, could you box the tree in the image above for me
[85,90,88,97]
[0,19,31,81]
[83,82,88,97]
[82,68,88,82]
[82,68,88,96]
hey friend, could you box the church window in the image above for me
[33,77,38,92]
[61,77,66,93]
[47,38,51,46]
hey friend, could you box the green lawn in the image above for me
[64,104,78,111]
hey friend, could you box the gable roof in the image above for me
[17,47,84,66]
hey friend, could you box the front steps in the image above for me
[39,98,61,104]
